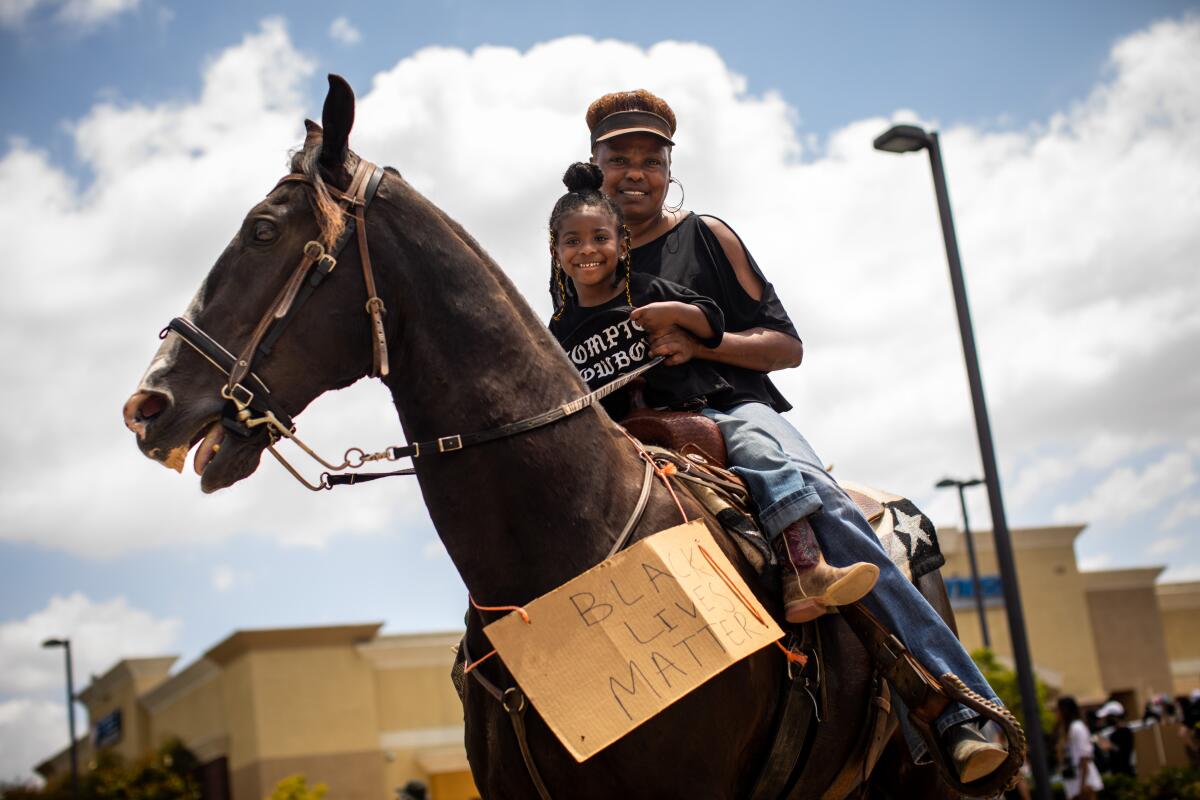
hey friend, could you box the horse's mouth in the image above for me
[143,417,264,493]
[193,421,225,476]
[194,422,266,494]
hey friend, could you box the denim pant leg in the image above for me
[699,408,822,539]
[722,402,1001,760]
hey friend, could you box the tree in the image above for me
[971,647,1056,734]
[0,740,200,800]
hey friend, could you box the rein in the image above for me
[159,158,665,490]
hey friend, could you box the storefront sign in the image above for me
[94,709,122,748]
[945,574,1004,609]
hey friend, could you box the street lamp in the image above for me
[876,124,1050,799]
[936,477,990,648]
[42,638,79,800]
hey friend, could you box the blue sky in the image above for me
[5,0,1196,170]
[2,0,1198,781]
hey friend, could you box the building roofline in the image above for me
[939,524,1086,552]
[1157,580,1200,610]
[1082,567,1166,592]
[357,630,464,669]
[77,655,178,705]
[204,622,384,666]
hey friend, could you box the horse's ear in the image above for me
[320,74,355,167]
[303,119,322,150]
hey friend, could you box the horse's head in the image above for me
[122,75,385,492]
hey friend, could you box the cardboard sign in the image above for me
[484,519,783,761]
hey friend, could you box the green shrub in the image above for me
[264,775,328,800]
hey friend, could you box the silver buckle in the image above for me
[437,435,463,453]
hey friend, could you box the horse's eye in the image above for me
[252,220,277,243]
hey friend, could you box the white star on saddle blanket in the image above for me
[894,507,933,548]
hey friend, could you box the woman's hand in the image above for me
[646,324,702,366]
[630,301,687,336]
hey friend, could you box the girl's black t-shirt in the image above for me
[629,212,800,412]
[549,272,732,419]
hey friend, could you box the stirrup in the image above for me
[839,602,1026,797]
[910,672,1027,797]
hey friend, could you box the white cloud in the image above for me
[210,564,252,592]
[0,698,71,783]
[0,0,137,27]
[422,538,449,561]
[1149,536,1186,556]
[329,15,360,46]
[1052,451,1197,525]
[0,16,1197,566]
[0,594,179,694]
[1162,497,1200,531]
[1078,553,1112,572]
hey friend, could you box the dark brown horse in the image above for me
[123,75,957,799]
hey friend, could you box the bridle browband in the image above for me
[159,157,662,490]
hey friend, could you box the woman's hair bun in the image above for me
[562,161,604,194]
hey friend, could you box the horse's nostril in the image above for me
[138,393,168,420]
[123,390,172,437]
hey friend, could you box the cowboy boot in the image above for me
[944,720,1009,783]
[774,517,879,623]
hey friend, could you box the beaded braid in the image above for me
[620,224,634,307]
[549,231,570,321]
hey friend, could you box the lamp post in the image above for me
[42,638,79,799]
[874,124,1050,799]
[936,477,990,648]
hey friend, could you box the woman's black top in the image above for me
[549,272,731,419]
[630,212,799,412]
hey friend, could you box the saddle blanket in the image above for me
[840,480,945,583]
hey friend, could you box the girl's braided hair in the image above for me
[548,162,632,319]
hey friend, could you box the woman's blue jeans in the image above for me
[716,401,1002,761]
[700,408,822,538]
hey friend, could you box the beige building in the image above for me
[1159,581,1200,694]
[940,524,1199,709]
[37,625,477,800]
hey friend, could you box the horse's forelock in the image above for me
[285,136,346,250]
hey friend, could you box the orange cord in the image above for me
[697,542,808,669]
[697,542,767,626]
[470,594,530,624]
[463,648,498,674]
[775,640,809,667]
[463,596,529,675]
[619,428,689,523]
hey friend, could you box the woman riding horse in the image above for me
[577,88,1010,783]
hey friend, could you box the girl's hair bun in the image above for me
[562,161,604,194]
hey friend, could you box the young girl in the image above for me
[547,162,877,622]
[1057,696,1103,799]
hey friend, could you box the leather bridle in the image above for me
[159,157,662,490]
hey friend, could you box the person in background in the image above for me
[1096,700,1135,777]
[1182,688,1200,768]
[1057,696,1104,800]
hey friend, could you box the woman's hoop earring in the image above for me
[665,176,685,213]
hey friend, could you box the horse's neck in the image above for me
[378,193,641,604]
